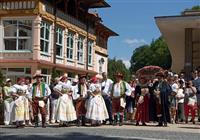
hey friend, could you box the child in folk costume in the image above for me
[54,81,77,127]
[86,76,108,126]
[74,75,88,126]
[111,72,132,126]
[30,71,51,128]
[12,78,30,128]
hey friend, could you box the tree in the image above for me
[108,58,131,81]
[0,70,4,86]
[129,37,172,73]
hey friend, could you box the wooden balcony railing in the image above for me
[44,1,95,35]
[0,0,36,10]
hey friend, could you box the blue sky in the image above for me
[95,0,199,68]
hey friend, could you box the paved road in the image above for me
[1,123,200,140]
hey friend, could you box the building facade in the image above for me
[155,10,200,76]
[0,0,117,83]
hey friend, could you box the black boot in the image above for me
[34,116,39,128]
[42,116,46,128]
[119,115,123,126]
[113,115,118,126]
[77,117,81,127]
[82,116,86,126]
[157,117,163,127]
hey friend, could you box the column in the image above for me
[32,16,41,60]
[185,28,193,80]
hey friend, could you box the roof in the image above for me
[96,22,119,37]
[79,0,110,8]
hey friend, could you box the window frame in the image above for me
[66,31,74,61]
[88,40,93,66]
[77,36,84,64]
[56,27,64,58]
[3,19,32,51]
[40,21,50,55]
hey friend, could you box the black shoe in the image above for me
[76,119,81,127]
[156,123,163,127]
[198,118,200,122]
[136,122,139,126]
[102,120,107,125]
[42,124,46,128]
[113,115,118,126]
[142,122,147,126]
[164,123,167,127]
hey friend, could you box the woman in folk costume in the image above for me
[12,77,30,128]
[30,71,51,128]
[154,72,171,127]
[74,75,88,126]
[3,79,14,126]
[54,80,77,127]
[125,79,136,122]
[111,72,132,126]
[86,76,108,126]
[135,76,150,126]
[184,80,197,124]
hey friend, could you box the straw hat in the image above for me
[33,70,43,79]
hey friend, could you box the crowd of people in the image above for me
[0,69,200,128]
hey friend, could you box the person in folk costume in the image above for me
[192,70,200,122]
[74,75,88,127]
[134,76,150,126]
[111,72,132,126]
[184,80,197,124]
[101,72,114,125]
[11,77,30,128]
[24,76,33,125]
[168,76,178,124]
[71,78,79,106]
[86,76,109,126]
[49,77,60,124]
[175,80,185,123]
[154,72,171,127]
[125,77,137,122]
[3,79,14,125]
[30,71,51,128]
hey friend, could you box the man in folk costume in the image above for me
[111,72,132,126]
[101,72,114,125]
[11,78,30,128]
[154,72,171,127]
[30,71,51,128]
[54,77,77,127]
[3,79,14,126]
[49,77,60,124]
[74,75,88,126]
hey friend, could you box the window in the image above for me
[77,36,84,63]
[3,20,32,51]
[88,41,93,65]
[67,32,74,60]
[56,27,63,57]
[40,21,50,54]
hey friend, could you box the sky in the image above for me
[95,0,200,68]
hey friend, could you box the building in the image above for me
[0,0,118,83]
[155,10,200,76]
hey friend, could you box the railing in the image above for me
[0,0,36,10]
[44,1,95,35]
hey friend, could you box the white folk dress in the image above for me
[86,83,109,121]
[12,84,29,122]
[55,82,77,122]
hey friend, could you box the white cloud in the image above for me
[122,59,131,69]
[124,38,147,47]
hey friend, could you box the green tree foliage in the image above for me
[108,58,131,82]
[130,37,172,73]
[0,70,5,86]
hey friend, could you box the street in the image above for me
[1,123,200,140]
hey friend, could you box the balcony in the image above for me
[0,0,36,10]
[44,1,95,35]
